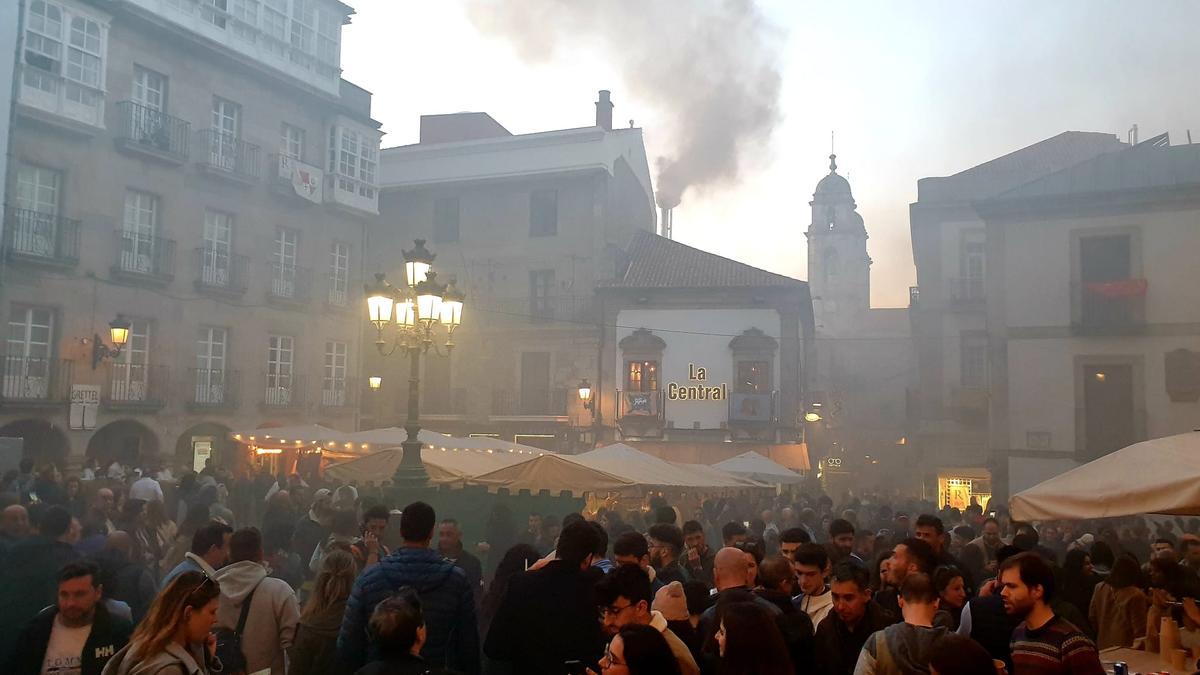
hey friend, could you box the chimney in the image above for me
[659,205,673,240]
[595,90,613,131]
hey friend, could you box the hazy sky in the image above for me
[340,0,1200,307]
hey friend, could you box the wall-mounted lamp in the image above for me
[92,316,132,369]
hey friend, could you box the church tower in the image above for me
[806,153,871,334]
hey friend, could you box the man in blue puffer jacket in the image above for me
[339,501,480,674]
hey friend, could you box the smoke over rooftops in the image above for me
[464,0,783,209]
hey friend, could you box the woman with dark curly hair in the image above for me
[596,623,681,675]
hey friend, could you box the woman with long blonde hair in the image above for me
[102,570,222,675]
[288,549,357,675]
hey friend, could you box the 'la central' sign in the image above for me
[667,363,728,401]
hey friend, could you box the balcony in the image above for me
[729,391,777,424]
[194,248,249,297]
[325,172,378,215]
[4,208,81,268]
[267,263,312,306]
[263,374,306,409]
[188,368,240,410]
[320,378,353,410]
[327,279,350,308]
[196,130,260,184]
[947,386,989,427]
[949,277,985,309]
[1072,280,1147,335]
[15,64,105,134]
[112,231,175,286]
[115,101,190,164]
[490,388,568,418]
[270,154,324,204]
[425,387,468,417]
[103,364,168,410]
[617,389,666,438]
[0,356,72,406]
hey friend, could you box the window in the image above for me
[960,333,988,388]
[737,361,769,393]
[280,123,305,160]
[329,126,378,197]
[267,334,294,389]
[433,197,460,243]
[65,16,102,104]
[315,6,340,69]
[202,210,233,286]
[519,352,551,414]
[5,306,54,399]
[120,191,158,274]
[132,66,167,112]
[212,96,240,137]
[262,0,288,46]
[1082,364,1135,461]
[530,189,558,237]
[112,319,150,401]
[626,360,659,392]
[15,164,60,215]
[201,0,229,28]
[323,340,347,405]
[229,0,258,42]
[272,227,299,297]
[529,269,555,321]
[329,241,349,305]
[24,1,63,92]
[289,0,315,55]
[195,327,228,403]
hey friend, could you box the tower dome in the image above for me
[814,153,853,199]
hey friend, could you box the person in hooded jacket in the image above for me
[853,573,948,675]
[212,527,300,675]
[289,549,355,675]
[339,501,479,674]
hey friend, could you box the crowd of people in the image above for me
[3,455,1200,674]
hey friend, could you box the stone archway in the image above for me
[86,419,160,469]
[175,422,235,473]
[0,418,71,468]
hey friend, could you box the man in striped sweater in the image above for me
[1000,551,1105,675]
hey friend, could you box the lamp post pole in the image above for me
[395,344,426,485]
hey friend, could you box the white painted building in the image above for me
[977,134,1200,497]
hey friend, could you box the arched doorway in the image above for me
[175,422,235,473]
[0,418,71,467]
[86,419,160,469]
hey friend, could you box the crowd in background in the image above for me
[3,454,1200,675]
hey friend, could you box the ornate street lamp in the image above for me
[365,239,466,487]
[577,379,594,412]
[92,316,132,369]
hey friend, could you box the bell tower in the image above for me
[806,153,871,334]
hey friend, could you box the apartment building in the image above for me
[977,134,1200,499]
[366,92,655,451]
[3,0,381,471]
[907,131,1126,507]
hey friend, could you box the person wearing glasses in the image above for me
[102,570,223,675]
[588,624,681,675]
[594,565,698,675]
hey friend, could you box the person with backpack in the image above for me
[213,527,300,675]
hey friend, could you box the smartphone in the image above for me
[564,660,587,675]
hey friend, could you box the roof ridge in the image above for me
[629,231,803,285]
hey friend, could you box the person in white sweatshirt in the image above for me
[792,542,834,630]
[213,527,301,675]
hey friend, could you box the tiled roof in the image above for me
[917,131,1127,202]
[603,231,807,289]
[989,135,1200,201]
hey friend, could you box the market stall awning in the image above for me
[669,461,768,488]
[229,424,346,446]
[335,428,547,456]
[1010,431,1200,520]
[324,446,531,487]
[575,444,760,489]
[468,453,636,496]
[713,450,805,484]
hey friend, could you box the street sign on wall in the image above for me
[69,385,101,430]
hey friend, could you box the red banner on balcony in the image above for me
[1084,278,1147,298]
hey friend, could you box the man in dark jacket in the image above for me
[814,562,894,675]
[649,523,692,585]
[755,555,816,673]
[0,505,82,666]
[484,520,605,674]
[339,502,479,674]
[438,518,482,602]
[293,489,331,583]
[7,559,132,675]
[94,532,156,623]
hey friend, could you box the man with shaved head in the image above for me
[696,548,783,649]
[1,503,30,561]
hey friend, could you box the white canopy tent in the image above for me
[324,446,532,487]
[1010,431,1200,520]
[712,451,805,485]
[575,444,761,489]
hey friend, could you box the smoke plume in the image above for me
[464,0,783,208]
